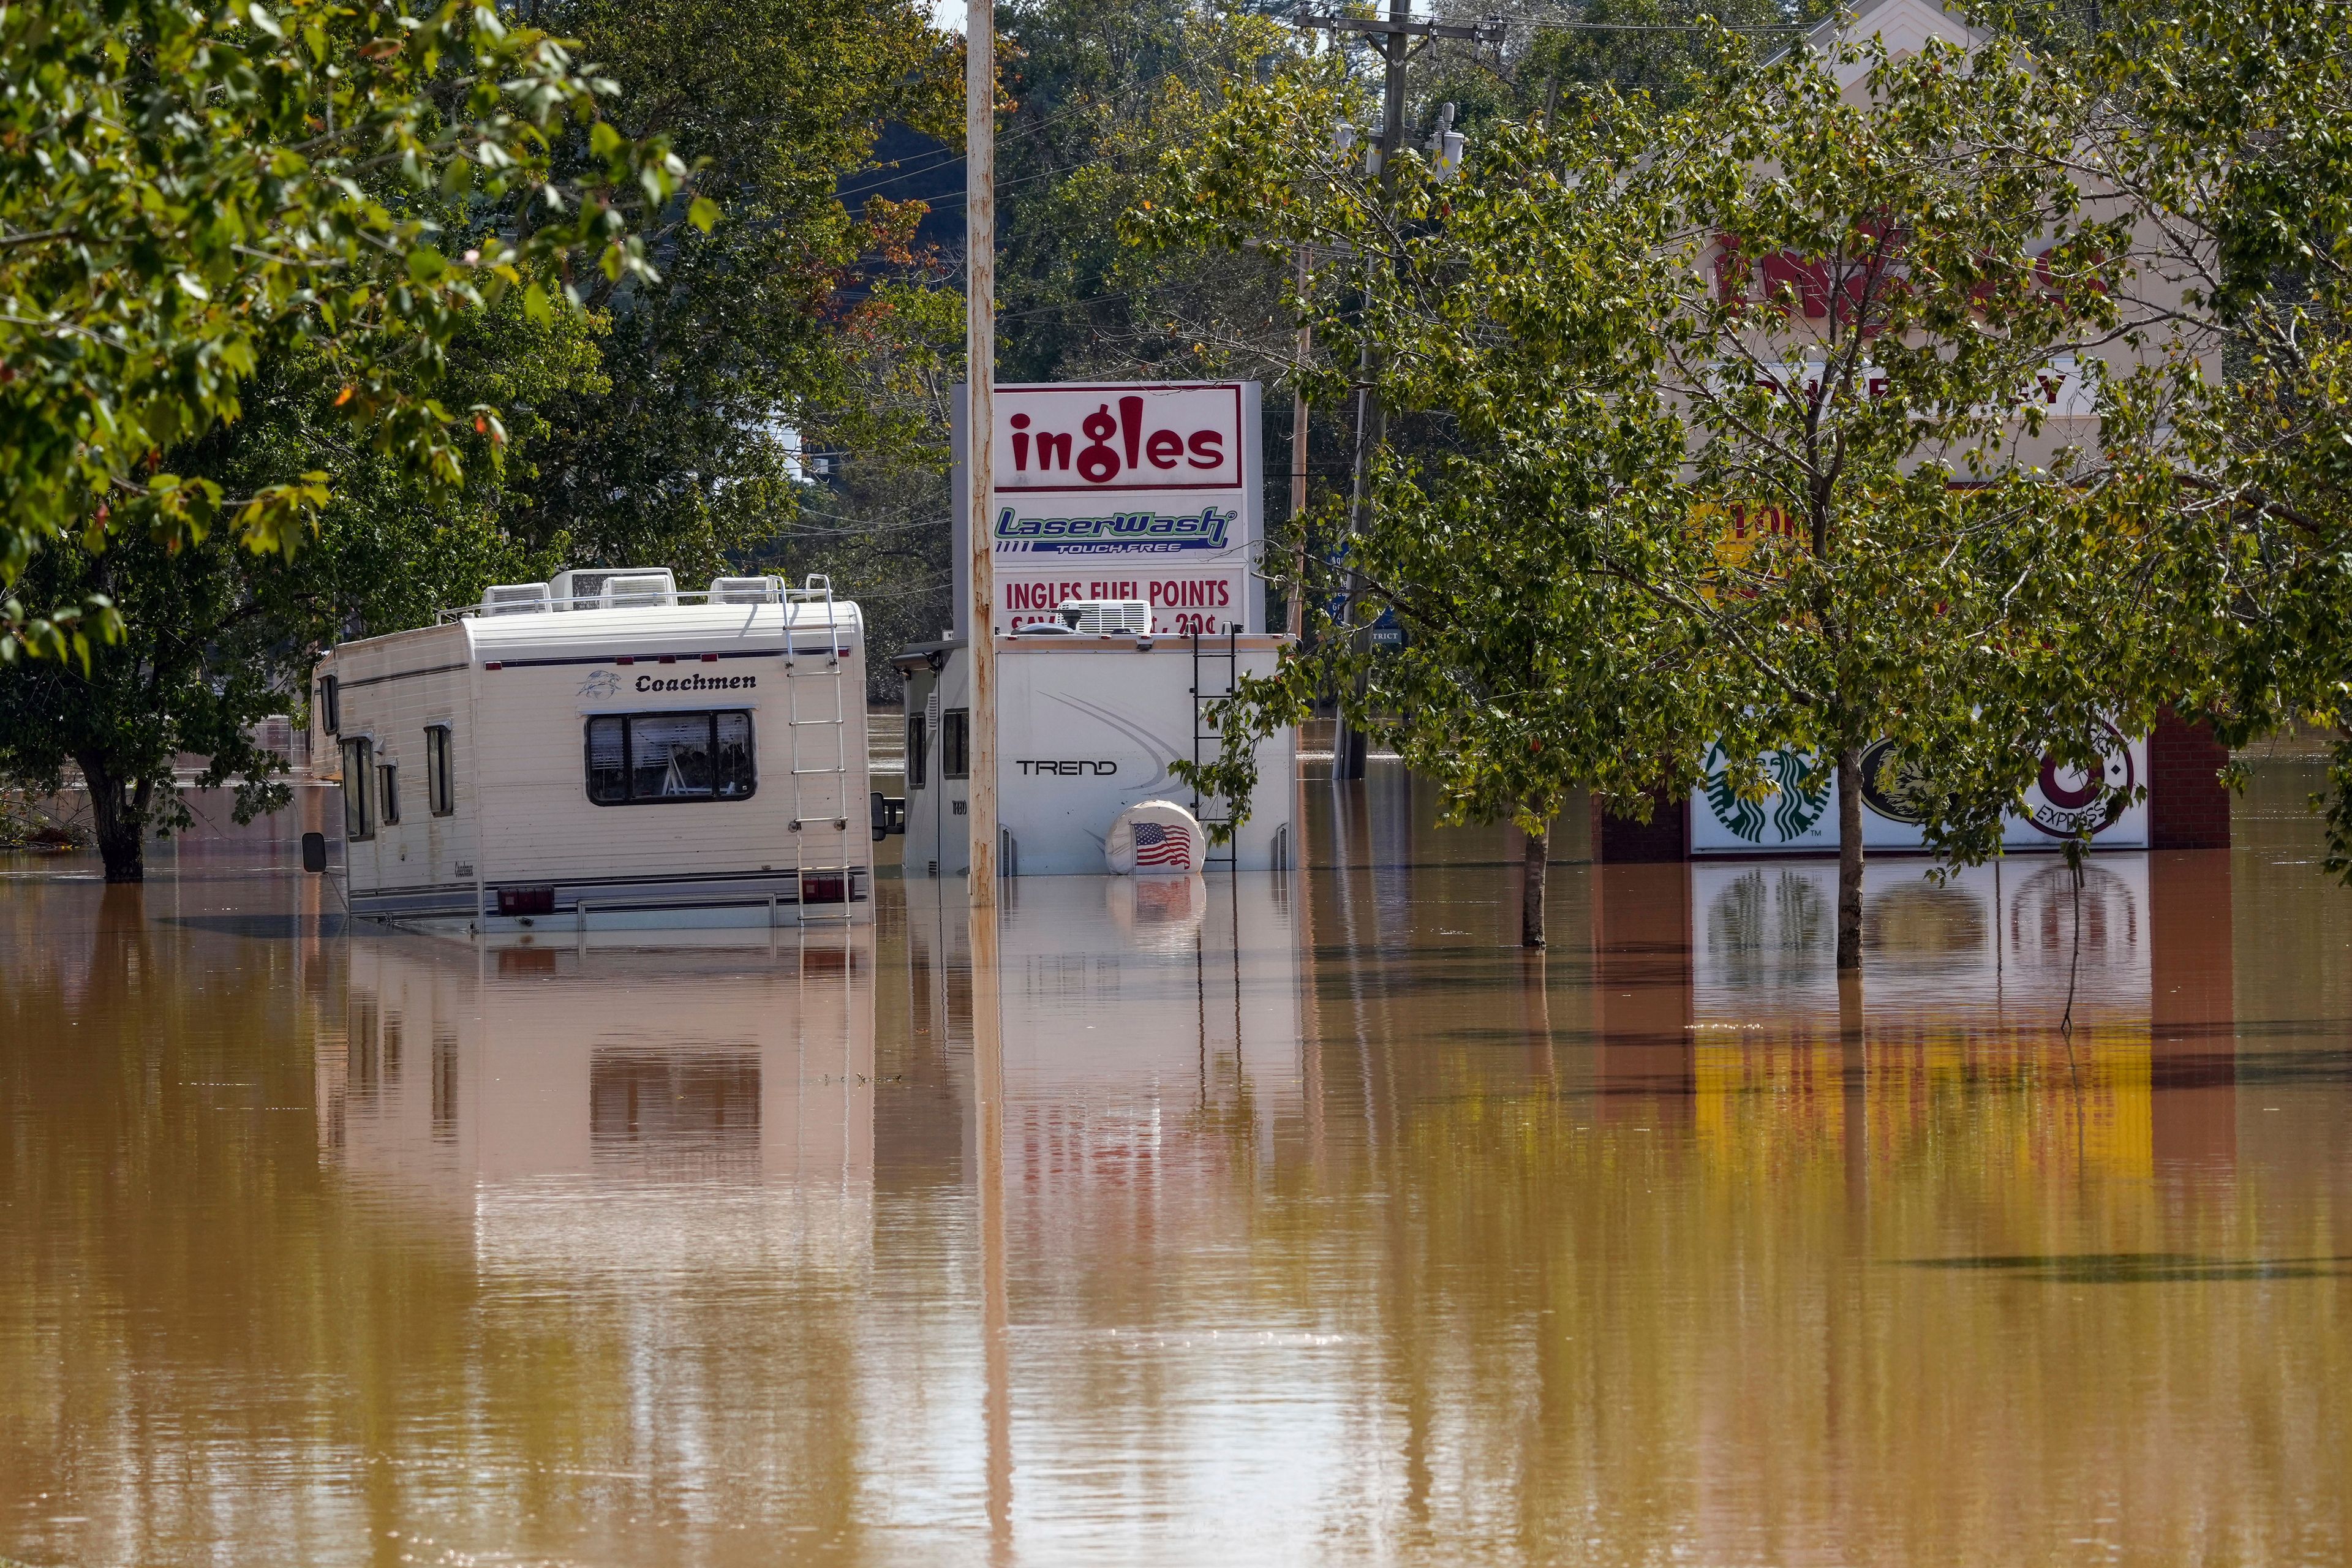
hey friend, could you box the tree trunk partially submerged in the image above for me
[1521,818,1549,949]
[78,752,148,883]
[1836,743,1864,970]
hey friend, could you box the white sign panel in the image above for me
[1691,731,2151,854]
[956,382,1262,637]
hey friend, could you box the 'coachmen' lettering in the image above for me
[635,673,758,693]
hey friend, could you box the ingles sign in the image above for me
[993,385,1242,491]
[956,382,1262,636]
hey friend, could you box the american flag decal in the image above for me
[1133,821,1193,868]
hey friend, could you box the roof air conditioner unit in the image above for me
[480,582,552,616]
[1068,598,1149,635]
[600,571,678,609]
[709,575,783,605]
[547,567,674,610]
[546,569,616,610]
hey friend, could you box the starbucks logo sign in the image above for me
[1702,742,1831,843]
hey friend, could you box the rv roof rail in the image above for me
[438,584,849,619]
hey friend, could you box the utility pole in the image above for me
[966,0,998,907]
[1302,7,1500,779]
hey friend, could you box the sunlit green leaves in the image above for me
[0,0,698,656]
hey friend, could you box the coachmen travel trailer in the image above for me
[307,571,873,932]
[905,379,1298,876]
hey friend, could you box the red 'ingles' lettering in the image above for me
[1077,404,1121,483]
[995,387,1238,484]
[1118,396,1145,470]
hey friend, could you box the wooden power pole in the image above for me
[966,0,998,907]
[1302,7,1501,777]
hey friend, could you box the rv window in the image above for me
[379,763,401,825]
[583,711,756,805]
[943,708,970,780]
[425,725,454,816]
[905,711,927,790]
[586,717,628,803]
[340,737,374,840]
[317,674,340,736]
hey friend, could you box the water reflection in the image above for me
[1,762,2349,1566]
[326,929,876,1276]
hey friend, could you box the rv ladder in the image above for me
[1189,627,1240,872]
[783,575,857,921]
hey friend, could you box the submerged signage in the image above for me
[955,382,1263,636]
[1692,729,2150,854]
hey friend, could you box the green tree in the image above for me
[1152,29,2156,956]
[0,0,689,659]
[0,298,600,880]
[505,0,963,579]
[2057,0,2352,872]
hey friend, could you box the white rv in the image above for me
[893,611,1297,877]
[310,571,873,931]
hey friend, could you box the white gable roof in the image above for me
[1782,0,1998,88]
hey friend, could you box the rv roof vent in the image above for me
[480,582,552,616]
[710,575,782,605]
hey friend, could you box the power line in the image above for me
[834,102,1100,202]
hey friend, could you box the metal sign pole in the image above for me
[967,0,998,907]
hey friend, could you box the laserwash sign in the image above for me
[954,382,1263,637]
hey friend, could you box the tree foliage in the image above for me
[2052,0,2352,873]
[0,295,597,880]
[0,0,691,660]
[507,0,963,578]
[1144,23,2169,956]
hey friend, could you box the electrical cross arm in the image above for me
[1298,12,1506,43]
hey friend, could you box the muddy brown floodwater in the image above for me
[4,760,2350,1567]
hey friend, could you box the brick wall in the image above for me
[1591,791,1691,862]
[2149,708,2231,850]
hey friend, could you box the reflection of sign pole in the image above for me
[967,0,997,906]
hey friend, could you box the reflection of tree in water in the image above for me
[1706,868,1829,987]
[2008,861,2139,976]
[1864,880,1989,967]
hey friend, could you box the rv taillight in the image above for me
[801,874,847,904]
[497,886,556,916]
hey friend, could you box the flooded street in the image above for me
[5,761,2350,1567]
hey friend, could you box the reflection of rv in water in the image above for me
[322,925,876,1272]
[309,571,873,933]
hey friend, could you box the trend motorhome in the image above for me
[894,605,1297,878]
[310,570,873,932]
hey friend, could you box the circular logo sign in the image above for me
[2026,725,2135,838]
[1857,737,1931,824]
